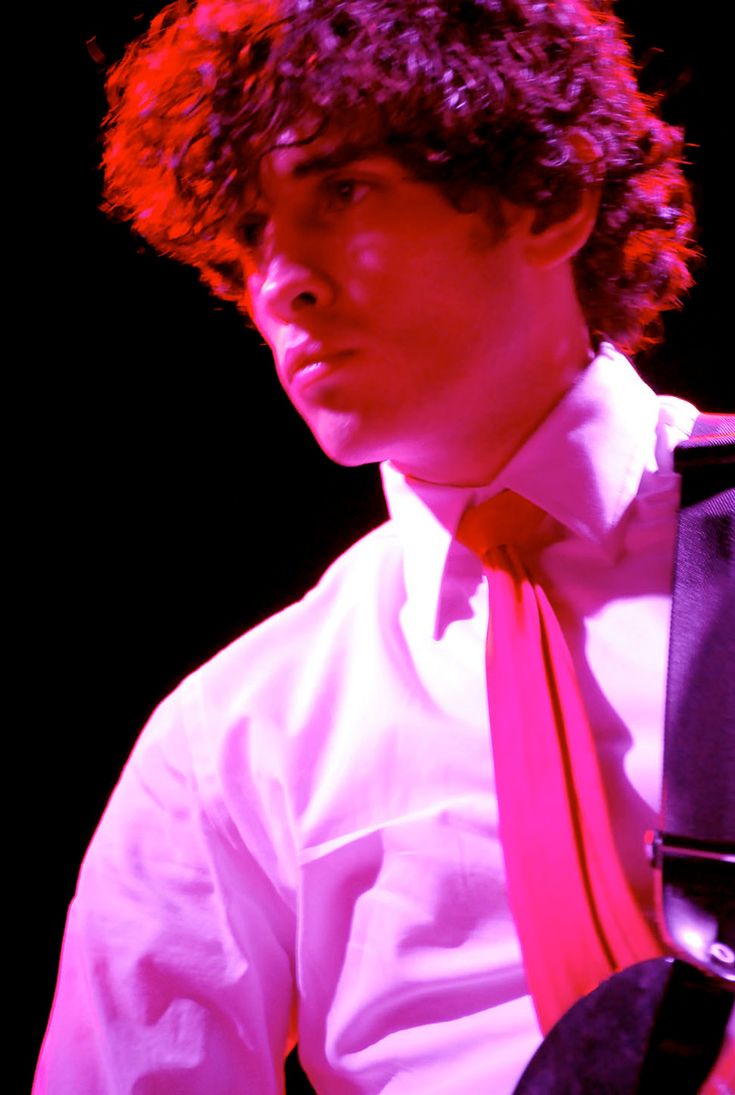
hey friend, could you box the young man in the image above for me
[37,1,719,1091]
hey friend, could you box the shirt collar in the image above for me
[381,344,662,637]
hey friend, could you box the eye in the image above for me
[324,176,370,210]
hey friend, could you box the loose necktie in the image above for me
[456,489,661,1033]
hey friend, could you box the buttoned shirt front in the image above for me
[35,345,698,1093]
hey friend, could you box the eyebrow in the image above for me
[289,144,387,179]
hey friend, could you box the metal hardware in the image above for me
[709,942,735,967]
[645,830,735,869]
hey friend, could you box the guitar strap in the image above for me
[515,412,735,1093]
[651,412,735,980]
[640,412,735,1085]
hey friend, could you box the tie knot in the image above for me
[456,490,548,560]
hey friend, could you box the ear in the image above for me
[522,187,601,269]
[522,130,602,268]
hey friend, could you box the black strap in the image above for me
[653,413,735,983]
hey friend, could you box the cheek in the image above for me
[342,232,397,307]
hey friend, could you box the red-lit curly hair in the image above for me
[103,0,697,353]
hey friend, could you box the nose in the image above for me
[258,250,336,322]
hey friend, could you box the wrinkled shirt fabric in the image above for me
[35,346,698,1093]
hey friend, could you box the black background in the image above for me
[25,2,732,1088]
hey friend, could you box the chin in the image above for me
[310,420,391,469]
[316,439,382,468]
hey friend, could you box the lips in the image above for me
[283,342,357,384]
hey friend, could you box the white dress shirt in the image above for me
[35,345,698,1093]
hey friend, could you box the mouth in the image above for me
[283,343,358,385]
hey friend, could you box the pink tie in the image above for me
[456,490,661,1032]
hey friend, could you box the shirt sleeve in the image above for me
[33,688,297,1095]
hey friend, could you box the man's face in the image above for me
[239,134,574,484]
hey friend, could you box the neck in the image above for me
[394,320,594,488]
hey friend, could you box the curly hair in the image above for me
[102,0,697,353]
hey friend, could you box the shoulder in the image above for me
[137,517,404,769]
[651,396,735,478]
[186,517,402,710]
[95,518,403,889]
